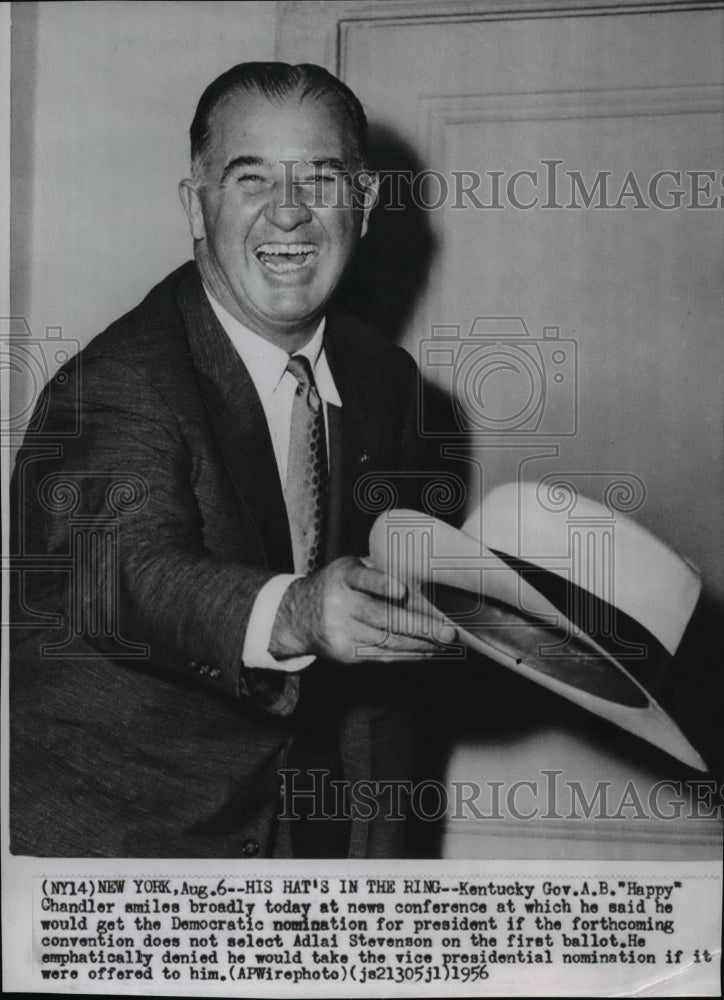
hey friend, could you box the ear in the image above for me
[178,179,207,241]
[358,171,379,239]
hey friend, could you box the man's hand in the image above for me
[269,556,456,663]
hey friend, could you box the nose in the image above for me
[263,181,313,231]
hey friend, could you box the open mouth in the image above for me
[254,242,318,273]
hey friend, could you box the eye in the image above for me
[299,172,343,187]
[293,173,346,206]
[236,174,269,193]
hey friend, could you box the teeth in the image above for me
[255,242,317,273]
[255,243,316,256]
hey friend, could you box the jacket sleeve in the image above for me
[14,351,298,715]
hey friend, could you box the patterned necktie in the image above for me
[282,356,349,859]
[285,354,328,574]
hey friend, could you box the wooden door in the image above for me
[278,1,724,860]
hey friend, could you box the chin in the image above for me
[272,311,324,334]
[264,293,326,322]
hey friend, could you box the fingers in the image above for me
[430,619,457,645]
[404,590,457,644]
[300,557,457,663]
[344,562,407,603]
[350,592,457,647]
[373,631,452,656]
[347,622,454,662]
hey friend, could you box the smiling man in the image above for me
[10,62,453,859]
[180,77,364,350]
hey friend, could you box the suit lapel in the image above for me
[176,271,385,568]
[175,266,294,572]
[324,316,387,556]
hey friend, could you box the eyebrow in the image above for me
[306,158,349,173]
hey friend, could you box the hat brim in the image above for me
[422,576,706,772]
[369,510,707,771]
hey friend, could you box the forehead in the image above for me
[205,90,351,166]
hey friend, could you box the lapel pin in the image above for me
[358,449,370,465]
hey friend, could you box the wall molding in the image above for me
[277,1,722,74]
[414,81,723,341]
[419,85,724,164]
[444,816,723,846]
[442,816,723,859]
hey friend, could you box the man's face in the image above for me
[180,90,373,349]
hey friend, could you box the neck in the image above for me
[195,252,322,354]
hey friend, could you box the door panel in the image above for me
[278,1,723,859]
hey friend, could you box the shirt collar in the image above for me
[203,287,334,405]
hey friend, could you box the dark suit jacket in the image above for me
[10,262,427,858]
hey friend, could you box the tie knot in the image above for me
[286,354,315,389]
[286,354,322,412]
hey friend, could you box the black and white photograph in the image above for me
[2,1,722,995]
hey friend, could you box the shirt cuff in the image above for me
[242,574,315,673]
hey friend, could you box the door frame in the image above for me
[276,0,719,72]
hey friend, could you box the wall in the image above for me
[277,0,724,859]
[10,0,277,426]
[279,0,724,608]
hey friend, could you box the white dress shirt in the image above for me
[204,288,342,672]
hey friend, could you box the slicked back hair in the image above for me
[190,61,368,178]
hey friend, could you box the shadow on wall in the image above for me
[658,593,724,783]
[334,120,475,529]
[339,122,724,857]
[404,594,724,859]
[331,123,437,343]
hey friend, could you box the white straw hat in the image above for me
[368,482,704,771]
